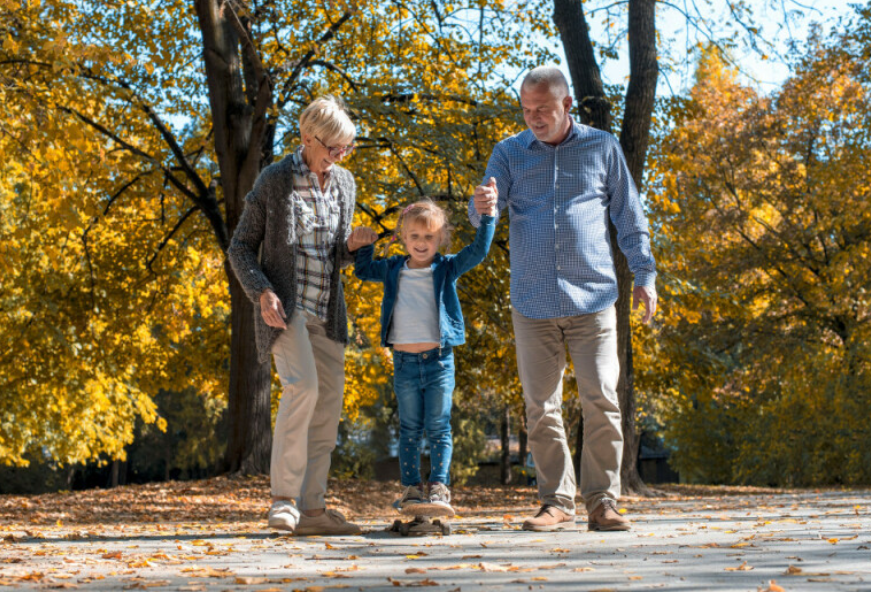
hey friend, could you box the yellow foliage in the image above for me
[640,21,871,485]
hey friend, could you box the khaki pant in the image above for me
[270,310,345,511]
[512,306,622,514]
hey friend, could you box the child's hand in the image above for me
[347,226,379,252]
[474,177,498,216]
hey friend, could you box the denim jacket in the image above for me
[354,215,496,349]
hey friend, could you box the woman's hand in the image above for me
[259,289,288,329]
[347,226,379,252]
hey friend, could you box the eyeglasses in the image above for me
[315,136,355,159]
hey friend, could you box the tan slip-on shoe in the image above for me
[587,499,631,531]
[521,505,575,531]
[294,509,362,536]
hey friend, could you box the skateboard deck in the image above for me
[389,516,452,536]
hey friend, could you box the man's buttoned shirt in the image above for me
[469,119,656,319]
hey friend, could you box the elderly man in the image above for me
[469,66,657,532]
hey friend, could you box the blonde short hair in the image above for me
[397,199,453,248]
[299,95,356,145]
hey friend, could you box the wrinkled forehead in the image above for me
[520,81,568,107]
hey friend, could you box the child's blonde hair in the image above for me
[396,199,453,248]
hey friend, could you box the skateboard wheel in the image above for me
[440,523,451,535]
[399,523,411,536]
[391,519,402,532]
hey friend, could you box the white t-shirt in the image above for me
[388,263,439,345]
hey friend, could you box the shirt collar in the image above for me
[403,252,443,270]
[522,116,581,149]
[292,145,333,181]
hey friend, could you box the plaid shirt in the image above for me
[291,147,341,320]
[469,119,656,319]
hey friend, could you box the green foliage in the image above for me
[450,406,488,486]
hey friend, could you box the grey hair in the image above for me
[521,66,570,97]
[299,95,356,145]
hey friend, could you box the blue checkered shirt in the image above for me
[469,119,656,319]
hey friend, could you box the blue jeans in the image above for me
[393,347,455,486]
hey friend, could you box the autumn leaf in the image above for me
[235,577,270,584]
[724,561,753,571]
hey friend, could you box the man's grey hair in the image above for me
[521,66,570,97]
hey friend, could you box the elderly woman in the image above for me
[228,95,375,536]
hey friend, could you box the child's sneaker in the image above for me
[414,482,454,517]
[395,484,426,515]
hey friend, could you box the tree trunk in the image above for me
[110,459,120,488]
[573,409,584,484]
[196,0,273,475]
[518,410,527,473]
[554,0,658,496]
[616,0,658,497]
[500,405,511,485]
[225,267,273,474]
[553,0,612,132]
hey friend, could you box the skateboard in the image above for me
[389,515,452,536]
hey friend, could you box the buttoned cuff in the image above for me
[633,271,656,289]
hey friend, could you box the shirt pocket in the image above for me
[325,199,341,239]
[561,167,606,205]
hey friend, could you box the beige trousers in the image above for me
[270,309,345,511]
[512,306,622,514]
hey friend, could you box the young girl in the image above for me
[352,199,496,515]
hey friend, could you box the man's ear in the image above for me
[563,94,573,112]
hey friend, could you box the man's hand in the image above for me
[259,289,288,329]
[347,226,379,252]
[632,285,658,324]
[473,177,499,217]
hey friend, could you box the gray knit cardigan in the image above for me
[227,154,356,363]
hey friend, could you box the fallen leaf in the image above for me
[784,565,802,575]
[235,577,269,584]
[759,580,785,592]
[477,562,511,572]
[387,577,439,587]
[405,568,427,574]
[724,561,753,571]
[123,581,171,590]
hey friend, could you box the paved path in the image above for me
[1,490,869,591]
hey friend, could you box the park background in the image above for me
[2,0,869,495]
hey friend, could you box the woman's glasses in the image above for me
[315,136,355,159]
